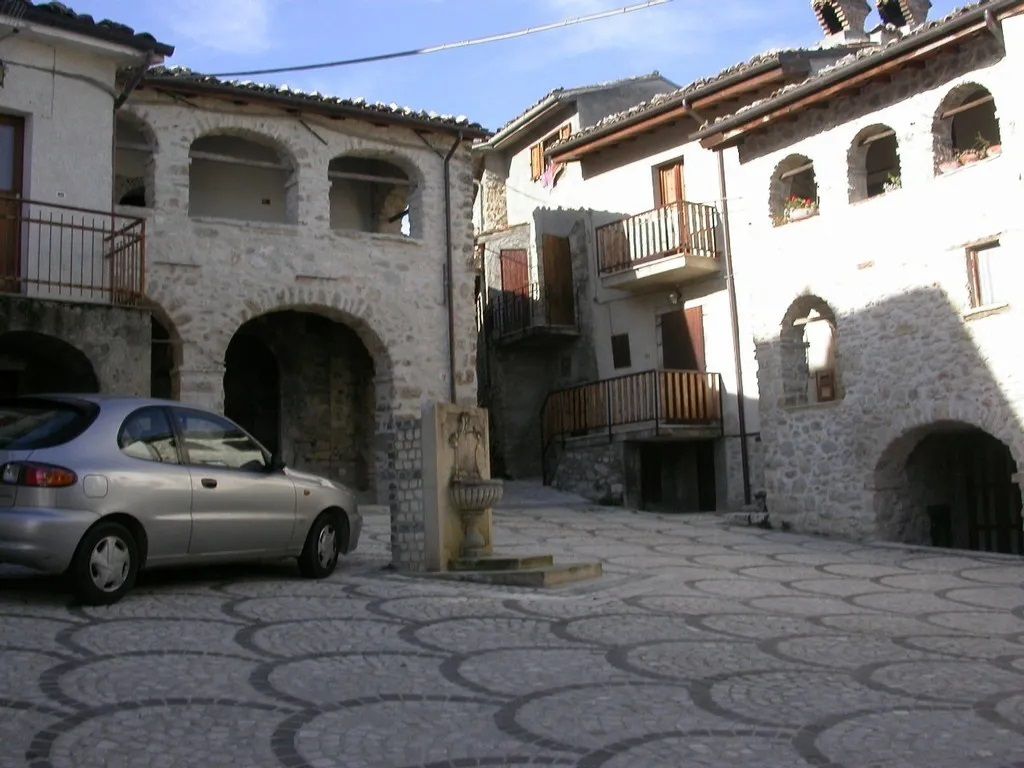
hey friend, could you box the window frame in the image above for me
[168,406,272,473]
[117,406,183,465]
[530,124,572,182]
[966,238,1004,308]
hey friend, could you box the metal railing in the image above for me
[595,201,720,275]
[0,195,146,306]
[485,282,578,341]
[541,369,723,483]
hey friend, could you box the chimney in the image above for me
[812,0,871,38]
[876,0,931,28]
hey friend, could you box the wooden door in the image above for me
[0,115,23,293]
[541,234,574,326]
[499,249,529,330]
[660,306,704,371]
[657,160,689,251]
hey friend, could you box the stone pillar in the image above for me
[378,413,427,572]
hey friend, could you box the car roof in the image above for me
[9,394,206,411]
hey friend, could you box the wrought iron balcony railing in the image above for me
[484,282,579,342]
[0,195,146,306]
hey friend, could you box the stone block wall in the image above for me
[551,438,625,505]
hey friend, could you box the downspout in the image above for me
[717,149,752,505]
[443,132,463,403]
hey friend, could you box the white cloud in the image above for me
[159,0,273,55]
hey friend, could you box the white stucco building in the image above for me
[696,0,1024,553]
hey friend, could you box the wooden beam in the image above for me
[940,93,995,119]
[189,150,289,171]
[328,170,415,186]
[702,19,988,149]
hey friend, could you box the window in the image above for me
[849,125,901,201]
[0,399,98,449]
[935,85,1001,173]
[188,133,296,223]
[329,156,416,236]
[770,155,818,226]
[780,296,840,407]
[530,124,572,182]
[611,334,631,369]
[114,115,155,208]
[968,240,1008,308]
[173,409,268,471]
[118,407,179,464]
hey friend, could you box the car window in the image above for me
[173,409,268,472]
[118,408,179,464]
[0,399,99,449]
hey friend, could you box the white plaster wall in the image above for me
[0,34,120,210]
[727,23,1024,537]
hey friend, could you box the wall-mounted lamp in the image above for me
[668,288,681,305]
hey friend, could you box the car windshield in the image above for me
[0,400,99,449]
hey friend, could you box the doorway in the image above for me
[0,114,24,293]
[660,306,705,371]
[638,441,716,512]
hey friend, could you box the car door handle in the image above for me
[201,478,218,489]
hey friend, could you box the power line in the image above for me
[209,1,673,78]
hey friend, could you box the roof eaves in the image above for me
[695,0,1021,147]
[6,1,174,56]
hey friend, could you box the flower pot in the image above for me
[787,207,814,221]
[958,150,981,165]
[938,160,959,174]
[988,144,1002,156]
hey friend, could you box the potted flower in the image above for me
[784,195,818,222]
[937,147,959,174]
[882,172,902,193]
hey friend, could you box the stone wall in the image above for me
[122,89,479,571]
[0,296,150,397]
[551,438,625,505]
[727,23,1024,540]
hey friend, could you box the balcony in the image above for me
[595,201,721,292]
[542,368,723,450]
[0,196,146,307]
[484,282,579,347]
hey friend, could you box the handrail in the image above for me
[0,194,145,306]
[595,200,720,275]
[485,281,579,341]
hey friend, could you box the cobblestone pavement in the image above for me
[3,482,1024,767]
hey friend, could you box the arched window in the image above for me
[114,114,155,208]
[188,133,296,223]
[328,156,416,237]
[780,296,840,407]
[770,155,818,226]
[849,124,901,201]
[934,84,1001,173]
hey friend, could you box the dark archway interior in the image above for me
[896,427,1022,554]
[224,311,376,493]
[0,332,99,397]
[150,316,178,400]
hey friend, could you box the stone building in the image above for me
[0,2,487,570]
[696,0,1024,553]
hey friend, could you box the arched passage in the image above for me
[223,310,376,495]
[780,295,840,406]
[150,309,181,400]
[875,421,1023,554]
[0,332,99,397]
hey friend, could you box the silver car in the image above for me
[0,395,362,604]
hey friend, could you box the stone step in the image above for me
[440,562,603,588]
[450,554,555,571]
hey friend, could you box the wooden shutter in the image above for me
[660,306,704,371]
[684,305,705,372]
[499,249,529,296]
[657,161,685,206]
[559,124,572,141]
[541,234,574,326]
[530,143,544,181]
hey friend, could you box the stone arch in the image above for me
[933,82,1001,173]
[874,414,1024,554]
[141,300,183,400]
[0,331,99,396]
[769,154,818,225]
[848,123,901,201]
[779,295,840,407]
[187,127,300,223]
[327,149,425,238]
[115,111,158,208]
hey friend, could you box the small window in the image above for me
[770,155,818,226]
[968,240,1008,308]
[530,124,572,182]
[849,125,901,201]
[118,407,179,464]
[173,409,268,471]
[935,85,1001,173]
[611,334,632,369]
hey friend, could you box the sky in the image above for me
[72,0,967,131]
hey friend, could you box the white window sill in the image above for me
[963,302,1009,321]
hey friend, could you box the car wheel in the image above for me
[298,512,341,579]
[70,521,139,605]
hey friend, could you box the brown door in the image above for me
[499,248,529,330]
[660,306,704,371]
[541,234,574,326]
[657,160,689,251]
[0,115,24,292]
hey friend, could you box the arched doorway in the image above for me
[223,311,376,495]
[0,332,99,397]
[875,422,1023,555]
[150,314,181,400]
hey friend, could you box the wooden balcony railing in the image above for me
[0,195,146,306]
[484,282,578,342]
[541,368,723,454]
[595,201,720,275]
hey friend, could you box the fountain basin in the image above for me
[449,478,504,512]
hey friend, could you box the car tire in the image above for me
[70,521,139,605]
[298,511,342,579]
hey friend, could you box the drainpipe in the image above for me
[443,133,463,403]
[717,149,751,505]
